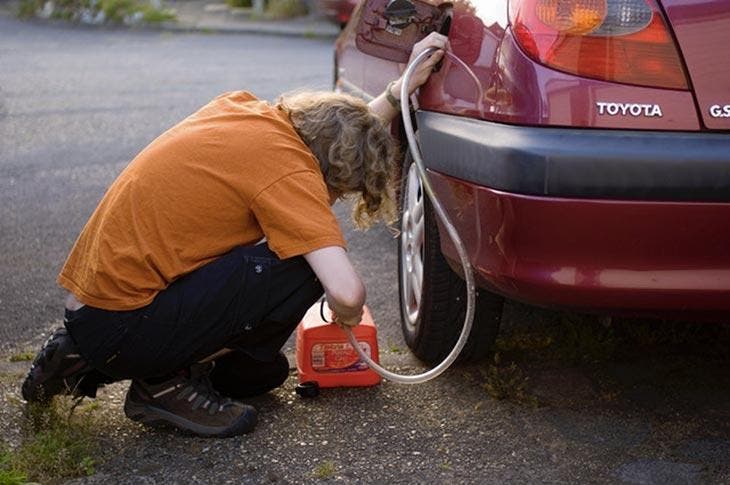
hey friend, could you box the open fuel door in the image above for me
[355,0,451,63]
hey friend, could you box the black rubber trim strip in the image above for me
[416,111,730,201]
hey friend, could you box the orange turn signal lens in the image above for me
[510,0,689,90]
[536,0,607,35]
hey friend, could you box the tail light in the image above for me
[509,0,689,89]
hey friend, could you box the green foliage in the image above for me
[8,351,34,362]
[0,446,27,485]
[552,314,617,363]
[2,399,100,482]
[385,339,403,354]
[17,0,92,21]
[98,0,176,23]
[312,460,336,479]
[0,469,27,485]
[16,0,176,24]
[141,3,175,22]
[266,0,307,19]
[496,313,617,365]
[481,353,539,407]
[53,0,93,19]
[17,0,39,19]
[226,0,252,7]
[99,0,137,22]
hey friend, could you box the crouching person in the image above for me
[21,33,448,437]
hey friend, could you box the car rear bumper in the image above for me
[431,174,730,317]
[419,112,730,317]
[417,111,730,202]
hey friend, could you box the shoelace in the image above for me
[175,376,231,415]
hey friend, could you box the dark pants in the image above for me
[64,244,323,397]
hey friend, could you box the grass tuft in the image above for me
[312,460,336,479]
[385,339,403,354]
[0,445,27,485]
[1,398,100,482]
[481,354,539,407]
[8,351,35,363]
[496,312,617,365]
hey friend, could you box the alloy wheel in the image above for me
[400,163,425,330]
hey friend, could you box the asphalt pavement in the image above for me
[0,11,729,485]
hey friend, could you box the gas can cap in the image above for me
[295,381,320,398]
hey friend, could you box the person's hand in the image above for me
[331,307,363,329]
[367,32,449,122]
[402,31,449,95]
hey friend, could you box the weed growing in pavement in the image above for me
[498,309,729,365]
[480,353,539,408]
[2,398,100,482]
[7,351,34,363]
[550,313,617,363]
[494,333,553,355]
[386,339,404,354]
[0,444,27,485]
[496,312,617,365]
[312,460,336,479]
[619,318,729,360]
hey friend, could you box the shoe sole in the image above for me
[21,330,87,402]
[124,397,257,438]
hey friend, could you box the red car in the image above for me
[336,0,730,362]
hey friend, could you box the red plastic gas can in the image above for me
[296,303,381,388]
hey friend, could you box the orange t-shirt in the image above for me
[58,91,346,311]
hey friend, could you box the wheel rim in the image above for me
[400,163,425,330]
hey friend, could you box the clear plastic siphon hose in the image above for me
[342,47,483,384]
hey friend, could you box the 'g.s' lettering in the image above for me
[709,104,730,118]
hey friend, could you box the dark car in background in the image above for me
[335,0,730,363]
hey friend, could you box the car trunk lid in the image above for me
[661,0,730,130]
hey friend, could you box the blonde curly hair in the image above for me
[277,91,399,229]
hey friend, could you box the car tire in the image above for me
[398,152,503,364]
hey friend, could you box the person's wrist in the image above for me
[385,81,401,111]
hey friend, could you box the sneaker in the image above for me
[21,327,92,403]
[124,363,258,438]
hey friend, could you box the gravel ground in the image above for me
[3,313,729,483]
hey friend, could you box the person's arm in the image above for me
[368,32,449,123]
[304,246,365,327]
